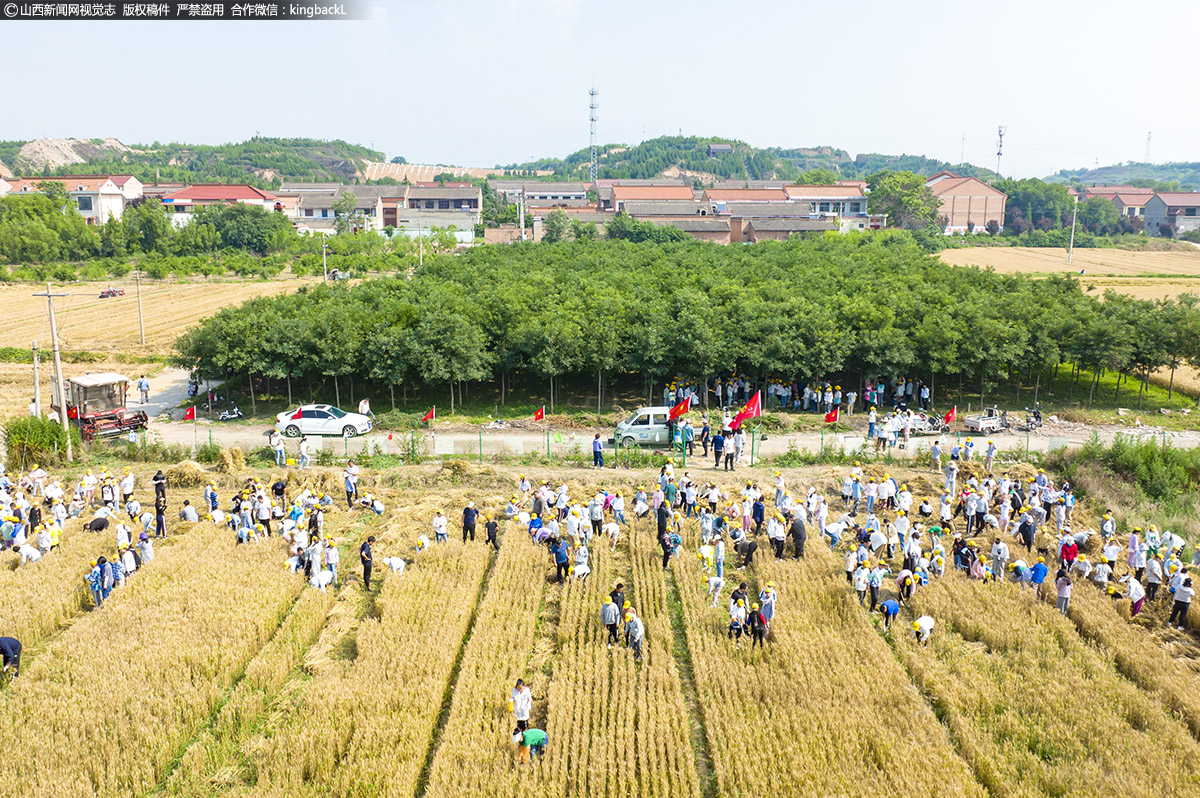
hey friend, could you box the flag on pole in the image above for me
[183,406,196,421]
[824,406,839,424]
[943,406,957,425]
[421,406,435,422]
[533,406,546,422]
[290,406,303,420]
[668,395,691,421]
[731,390,762,430]
[387,432,393,440]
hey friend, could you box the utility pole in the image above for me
[321,231,328,283]
[519,189,526,242]
[1068,194,1079,264]
[134,267,145,345]
[418,218,424,267]
[31,341,40,417]
[589,86,599,184]
[33,283,72,462]
[995,125,1007,178]
[1145,131,1152,163]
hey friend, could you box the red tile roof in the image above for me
[162,184,277,202]
[1156,192,1200,207]
[705,188,788,202]
[611,185,695,201]
[783,184,866,199]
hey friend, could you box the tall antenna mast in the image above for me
[589,86,599,183]
[995,125,1007,177]
[1145,131,1152,163]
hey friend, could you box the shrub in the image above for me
[3,416,82,470]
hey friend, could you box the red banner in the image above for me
[421,406,435,422]
[534,406,545,421]
[668,396,691,421]
[824,407,839,423]
[731,390,762,429]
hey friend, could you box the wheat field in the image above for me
[2,459,1199,798]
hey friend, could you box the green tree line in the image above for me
[173,233,1200,413]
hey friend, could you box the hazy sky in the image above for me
[5,0,1198,177]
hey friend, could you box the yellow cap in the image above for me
[912,620,921,631]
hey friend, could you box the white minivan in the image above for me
[615,406,672,447]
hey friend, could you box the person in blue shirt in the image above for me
[711,431,725,468]
[751,497,765,536]
[462,502,479,543]
[878,598,901,631]
[592,434,604,468]
[1,636,21,679]
[552,538,569,583]
[1030,556,1049,599]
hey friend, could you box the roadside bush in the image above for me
[3,416,82,470]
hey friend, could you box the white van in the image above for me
[615,406,672,447]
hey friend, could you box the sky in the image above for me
[5,0,1199,178]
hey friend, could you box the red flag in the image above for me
[731,390,762,430]
[290,407,303,420]
[824,406,839,424]
[943,406,957,425]
[533,406,545,422]
[183,406,196,421]
[421,406,435,422]
[387,432,393,440]
[668,395,691,421]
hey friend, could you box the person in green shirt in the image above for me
[664,480,679,510]
[512,727,548,765]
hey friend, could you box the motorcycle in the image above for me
[218,404,243,421]
[1023,404,1043,431]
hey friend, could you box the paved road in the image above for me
[148,413,1200,463]
[131,366,193,419]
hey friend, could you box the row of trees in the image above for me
[174,233,1200,413]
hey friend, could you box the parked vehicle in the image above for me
[615,406,673,447]
[218,404,243,421]
[903,411,951,436]
[276,404,373,438]
[964,406,1010,434]
[1023,404,1043,431]
[98,286,125,299]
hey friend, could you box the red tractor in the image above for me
[52,373,149,442]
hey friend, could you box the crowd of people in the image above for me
[5,447,1196,769]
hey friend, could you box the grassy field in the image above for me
[3,455,1199,796]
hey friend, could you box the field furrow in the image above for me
[896,574,1200,797]
[421,533,548,797]
[0,522,305,796]
[674,537,985,797]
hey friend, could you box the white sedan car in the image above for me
[276,404,373,438]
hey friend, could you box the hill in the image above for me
[0,136,384,187]
[1046,161,1200,190]
[503,135,1000,182]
